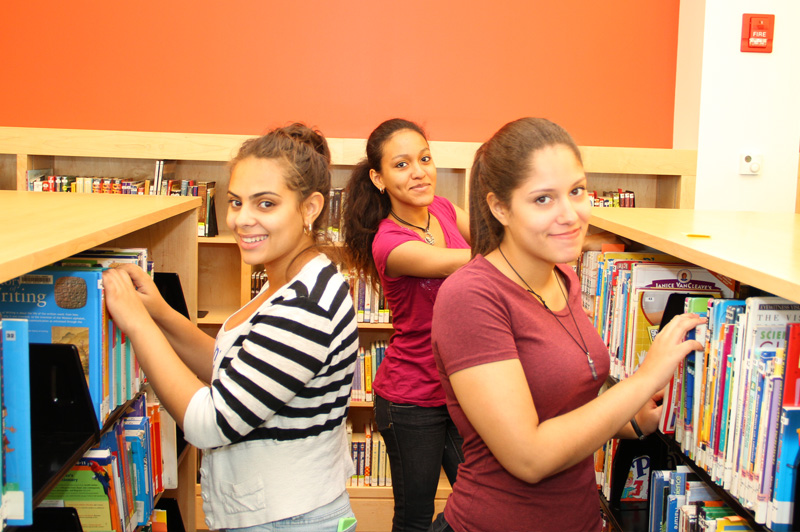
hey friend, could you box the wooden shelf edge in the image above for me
[357,322,394,330]
[0,127,697,176]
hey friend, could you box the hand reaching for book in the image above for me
[105,263,172,323]
[102,266,156,337]
[635,313,706,394]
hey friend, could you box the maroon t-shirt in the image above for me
[432,256,610,532]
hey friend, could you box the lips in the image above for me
[551,227,583,239]
[238,234,267,249]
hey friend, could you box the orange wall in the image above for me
[1,1,679,147]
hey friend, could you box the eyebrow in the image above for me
[227,190,281,200]
[390,147,431,162]
[527,175,587,195]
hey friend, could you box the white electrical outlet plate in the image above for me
[739,154,763,175]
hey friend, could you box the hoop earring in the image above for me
[379,187,385,194]
[303,223,313,236]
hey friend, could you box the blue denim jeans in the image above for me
[374,394,464,532]
[224,491,356,532]
[428,512,456,532]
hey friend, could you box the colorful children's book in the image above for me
[625,263,735,377]
[680,296,714,457]
[42,449,123,532]
[0,267,110,423]
[2,318,33,526]
[781,324,800,407]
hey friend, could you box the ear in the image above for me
[486,192,509,226]
[302,191,325,226]
[369,169,385,193]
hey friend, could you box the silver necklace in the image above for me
[497,246,597,380]
[389,210,435,245]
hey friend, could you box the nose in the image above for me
[410,160,426,179]
[556,196,581,225]
[233,203,256,227]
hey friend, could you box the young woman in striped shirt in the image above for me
[103,123,360,532]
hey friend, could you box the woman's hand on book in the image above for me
[103,266,156,337]
[106,263,172,322]
[635,313,706,393]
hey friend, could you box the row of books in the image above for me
[0,247,155,425]
[351,341,387,402]
[347,422,392,488]
[578,249,736,380]
[0,320,180,532]
[664,297,800,529]
[589,189,636,208]
[326,187,346,242]
[42,393,179,532]
[650,466,753,532]
[25,163,219,238]
[579,247,800,530]
[341,270,392,324]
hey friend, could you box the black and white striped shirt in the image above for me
[185,254,359,528]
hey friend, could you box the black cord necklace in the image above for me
[497,246,597,380]
[389,210,435,245]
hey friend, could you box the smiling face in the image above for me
[226,156,313,270]
[370,129,436,213]
[491,144,591,270]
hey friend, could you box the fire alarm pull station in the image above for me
[741,14,774,53]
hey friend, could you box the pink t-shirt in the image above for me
[432,256,610,532]
[371,196,469,406]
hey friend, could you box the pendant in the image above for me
[424,231,435,245]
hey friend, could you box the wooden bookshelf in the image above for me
[590,207,800,532]
[589,208,800,303]
[0,190,200,531]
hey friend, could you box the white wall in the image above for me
[674,0,800,211]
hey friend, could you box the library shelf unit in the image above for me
[0,126,697,531]
[590,207,800,532]
[0,190,200,531]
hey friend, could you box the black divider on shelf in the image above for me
[154,272,190,321]
[29,343,100,507]
[656,432,770,531]
[153,271,190,458]
[155,497,187,532]
[6,507,84,532]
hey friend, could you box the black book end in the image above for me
[29,342,100,506]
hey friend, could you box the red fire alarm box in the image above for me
[741,14,775,53]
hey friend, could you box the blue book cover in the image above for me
[682,296,712,456]
[649,470,671,532]
[124,425,150,526]
[0,267,110,423]
[2,318,33,525]
[124,415,153,525]
[769,406,800,531]
[665,494,686,532]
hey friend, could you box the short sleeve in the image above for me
[432,267,519,376]
[372,222,420,278]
